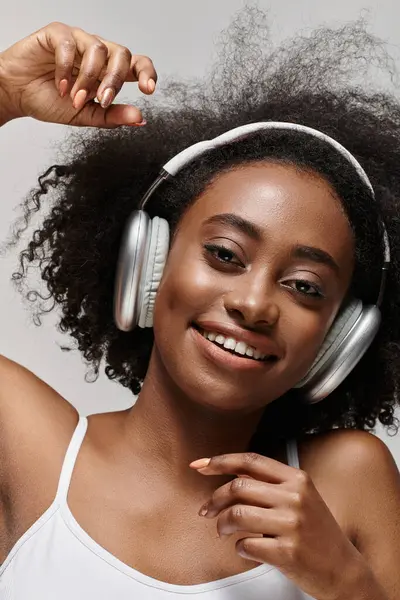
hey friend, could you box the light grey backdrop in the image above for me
[1,0,399,465]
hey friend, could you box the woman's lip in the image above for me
[190,325,278,372]
[194,320,281,358]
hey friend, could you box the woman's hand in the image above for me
[190,452,370,600]
[0,22,157,127]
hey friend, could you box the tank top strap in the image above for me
[286,438,300,469]
[55,416,88,503]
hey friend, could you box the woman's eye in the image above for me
[204,244,243,266]
[284,279,324,298]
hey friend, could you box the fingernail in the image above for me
[189,458,211,469]
[198,504,209,517]
[237,547,252,559]
[101,88,115,109]
[128,119,147,127]
[59,79,68,98]
[147,78,156,93]
[73,89,88,110]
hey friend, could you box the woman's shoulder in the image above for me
[0,354,79,559]
[298,427,397,498]
[299,427,395,475]
[298,427,399,546]
[0,353,79,449]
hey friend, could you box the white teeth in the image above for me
[223,337,236,350]
[235,341,247,355]
[199,327,271,361]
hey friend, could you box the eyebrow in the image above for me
[203,212,340,274]
[203,213,262,241]
[292,246,340,274]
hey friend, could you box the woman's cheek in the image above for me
[157,254,221,316]
[152,252,222,361]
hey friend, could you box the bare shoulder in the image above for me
[299,427,400,593]
[308,427,400,528]
[299,427,399,482]
[0,354,79,557]
[0,354,79,449]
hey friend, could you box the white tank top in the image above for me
[0,416,314,599]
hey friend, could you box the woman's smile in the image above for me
[190,323,280,372]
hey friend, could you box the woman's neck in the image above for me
[121,349,266,493]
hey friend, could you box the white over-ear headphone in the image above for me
[113,122,390,403]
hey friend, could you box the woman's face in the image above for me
[152,162,355,413]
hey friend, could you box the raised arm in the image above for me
[0,22,158,561]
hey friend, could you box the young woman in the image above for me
[0,12,399,600]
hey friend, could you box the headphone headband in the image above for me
[139,121,390,303]
[164,122,374,191]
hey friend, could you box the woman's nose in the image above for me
[223,275,280,328]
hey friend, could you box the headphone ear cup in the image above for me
[295,301,381,403]
[295,299,363,388]
[138,216,170,328]
[114,210,151,332]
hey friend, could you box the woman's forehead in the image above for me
[183,162,354,263]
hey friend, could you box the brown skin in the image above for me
[0,22,156,127]
[0,22,399,600]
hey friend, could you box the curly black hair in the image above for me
[5,7,400,449]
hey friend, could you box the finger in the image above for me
[39,23,78,97]
[235,536,282,565]
[130,54,158,94]
[190,452,294,483]
[216,504,287,538]
[54,37,77,97]
[95,39,158,93]
[69,102,145,128]
[69,31,109,107]
[201,478,290,518]
[95,45,132,108]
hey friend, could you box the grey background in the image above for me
[1,0,399,465]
